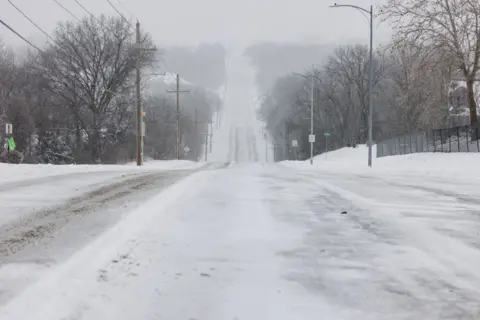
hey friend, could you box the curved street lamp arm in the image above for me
[329,3,371,15]
[292,72,323,82]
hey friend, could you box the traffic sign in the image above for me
[309,134,316,143]
[184,146,190,153]
[324,132,330,137]
[8,138,15,151]
[292,140,298,147]
[5,124,12,135]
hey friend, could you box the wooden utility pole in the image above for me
[135,21,142,166]
[167,74,189,159]
[194,110,211,162]
[209,121,213,153]
[194,108,198,162]
[216,100,221,128]
[135,21,156,166]
[205,130,208,161]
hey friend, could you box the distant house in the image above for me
[449,86,468,109]
[446,82,480,127]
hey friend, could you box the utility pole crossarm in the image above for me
[166,90,191,93]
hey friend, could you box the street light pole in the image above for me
[330,3,374,167]
[292,68,318,165]
[368,5,373,167]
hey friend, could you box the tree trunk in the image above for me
[467,79,478,124]
[90,129,102,164]
[75,119,81,149]
[90,112,102,164]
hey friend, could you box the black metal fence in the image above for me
[377,124,480,158]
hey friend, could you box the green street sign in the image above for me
[8,138,16,151]
[324,132,330,137]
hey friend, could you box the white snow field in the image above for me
[1,50,480,319]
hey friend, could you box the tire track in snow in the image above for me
[265,169,480,319]
[0,170,134,193]
[0,171,193,261]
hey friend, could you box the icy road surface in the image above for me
[1,50,480,319]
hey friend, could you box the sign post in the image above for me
[292,140,298,160]
[324,132,330,160]
[5,124,14,163]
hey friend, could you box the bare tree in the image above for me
[37,15,155,163]
[323,45,385,143]
[379,42,451,134]
[379,0,480,124]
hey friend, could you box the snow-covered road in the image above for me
[2,163,480,319]
[209,50,273,163]
[1,49,480,319]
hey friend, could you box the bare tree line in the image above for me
[261,0,480,161]
[0,15,218,164]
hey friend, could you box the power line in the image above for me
[105,0,135,31]
[0,19,44,53]
[72,0,100,22]
[7,0,58,45]
[52,0,80,21]
[115,0,136,20]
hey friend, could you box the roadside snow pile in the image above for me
[281,145,480,177]
[0,160,203,185]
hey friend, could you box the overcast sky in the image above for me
[0,0,390,50]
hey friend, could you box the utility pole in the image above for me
[284,122,288,161]
[135,21,142,166]
[310,64,314,165]
[264,130,268,163]
[209,121,213,153]
[292,69,316,165]
[205,129,208,161]
[194,108,198,162]
[135,21,156,166]
[194,109,211,162]
[216,100,220,128]
[167,74,189,160]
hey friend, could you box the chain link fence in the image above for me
[377,124,480,158]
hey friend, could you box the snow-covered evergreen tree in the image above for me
[36,132,73,164]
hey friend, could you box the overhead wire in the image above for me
[115,0,136,21]
[3,1,93,106]
[0,18,91,106]
[0,19,44,53]
[7,0,58,45]
[72,0,101,22]
[105,0,135,31]
[52,0,80,21]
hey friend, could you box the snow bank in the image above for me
[281,145,480,177]
[0,160,203,185]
